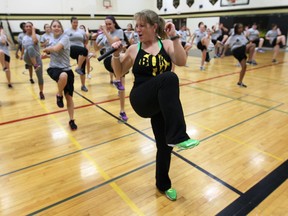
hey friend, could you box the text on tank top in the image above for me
[132,39,172,86]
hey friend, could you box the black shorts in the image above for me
[4,54,10,63]
[103,55,128,77]
[70,46,88,74]
[232,45,247,62]
[197,41,207,51]
[251,39,260,47]
[181,41,186,47]
[47,68,74,97]
[217,35,224,41]
[211,39,217,45]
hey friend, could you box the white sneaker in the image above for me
[200,66,205,71]
[87,74,92,79]
[88,52,95,59]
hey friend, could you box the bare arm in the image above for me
[165,22,186,66]
[111,41,135,79]
[31,27,38,44]
[0,29,6,44]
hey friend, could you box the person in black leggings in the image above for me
[111,9,200,201]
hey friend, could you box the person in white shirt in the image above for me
[265,24,286,63]
[0,27,12,88]
[190,22,211,71]
[178,25,192,61]
[40,24,53,48]
[246,23,264,53]
[222,23,256,88]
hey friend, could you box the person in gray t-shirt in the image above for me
[93,15,129,122]
[15,22,26,59]
[64,16,88,92]
[40,24,54,48]
[246,23,264,53]
[44,20,77,131]
[222,23,256,88]
[0,28,12,88]
[190,22,211,71]
[22,21,45,100]
[265,24,286,63]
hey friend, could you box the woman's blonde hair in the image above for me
[134,9,167,39]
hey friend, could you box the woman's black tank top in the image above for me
[132,39,172,87]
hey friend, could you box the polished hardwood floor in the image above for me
[0,48,287,215]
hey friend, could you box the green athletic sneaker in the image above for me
[165,188,177,201]
[169,139,200,150]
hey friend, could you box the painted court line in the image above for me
[1,62,284,126]
[0,132,136,177]
[27,161,155,216]
[217,160,288,216]
[12,73,145,216]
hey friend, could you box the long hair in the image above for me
[105,15,130,47]
[50,19,64,34]
[234,23,243,35]
[134,9,166,39]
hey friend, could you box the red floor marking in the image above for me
[0,62,284,126]
[0,97,127,126]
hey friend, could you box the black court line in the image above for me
[26,160,156,216]
[217,160,288,216]
[200,103,283,143]
[172,151,243,195]
[0,91,236,178]
[0,132,136,177]
[75,92,245,193]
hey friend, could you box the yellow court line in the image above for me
[193,122,284,162]
[13,73,145,216]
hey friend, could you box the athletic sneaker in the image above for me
[272,59,278,63]
[164,188,177,201]
[246,61,252,65]
[34,64,41,72]
[30,78,35,84]
[257,49,265,53]
[237,82,247,88]
[88,52,95,59]
[119,111,128,122]
[75,68,84,75]
[81,85,88,92]
[69,120,78,130]
[39,92,45,100]
[56,95,64,108]
[87,74,92,79]
[200,66,205,71]
[3,67,8,72]
[113,80,125,91]
[168,138,200,150]
[251,60,258,65]
[8,84,13,88]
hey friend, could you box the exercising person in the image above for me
[65,16,88,92]
[265,24,286,63]
[111,9,200,201]
[246,23,264,53]
[190,22,211,71]
[93,15,129,122]
[43,19,77,130]
[0,27,12,88]
[178,25,192,61]
[222,23,255,88]
[40,23,53,48]
[21,21,45,99]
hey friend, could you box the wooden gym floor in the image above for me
[0,49,287,215]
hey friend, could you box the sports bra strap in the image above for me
[138,39,162,51]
